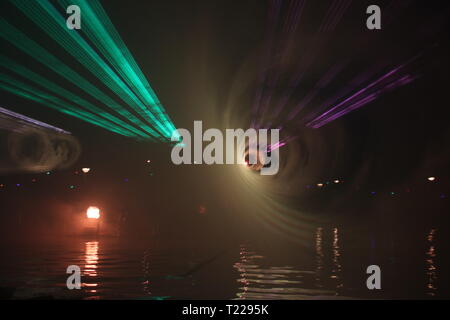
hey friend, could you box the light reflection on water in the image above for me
[83,241,99,295]
[331,228,343,294]
[233,227,349,299]
[426,228,437,297]
[315,227,324,288]
[233,244,335,299]
[0,226,446,299]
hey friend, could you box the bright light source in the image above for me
[317,183,324,187]
[86,206,100,219]
[82,168,91,173]
[427,176,436,181]
[334,179,340,184]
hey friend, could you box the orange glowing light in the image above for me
[86,206,100,219]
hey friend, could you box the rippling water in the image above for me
[1,225,449,299]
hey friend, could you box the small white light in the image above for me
[427,176,436,182]
[82,168,91,173]
[317,183,324,187]
[334,179,340,184]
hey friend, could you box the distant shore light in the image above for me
[82,168,91,173]
[427,176,436,182]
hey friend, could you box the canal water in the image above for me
[1,222,448,300]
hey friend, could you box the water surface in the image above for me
[1,225,448,299]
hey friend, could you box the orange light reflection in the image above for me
[83,241,99,292]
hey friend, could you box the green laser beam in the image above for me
[0,18,164,141]
[0,76,138,138]
[0,54,152,140]
[10,0,173,139]
[59,0,179,140]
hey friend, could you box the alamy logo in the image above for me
[66,265,81,289]
[366,265,381,290]
[170,121,280,175]
[366,5,381,30]
[66,5,81,30]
